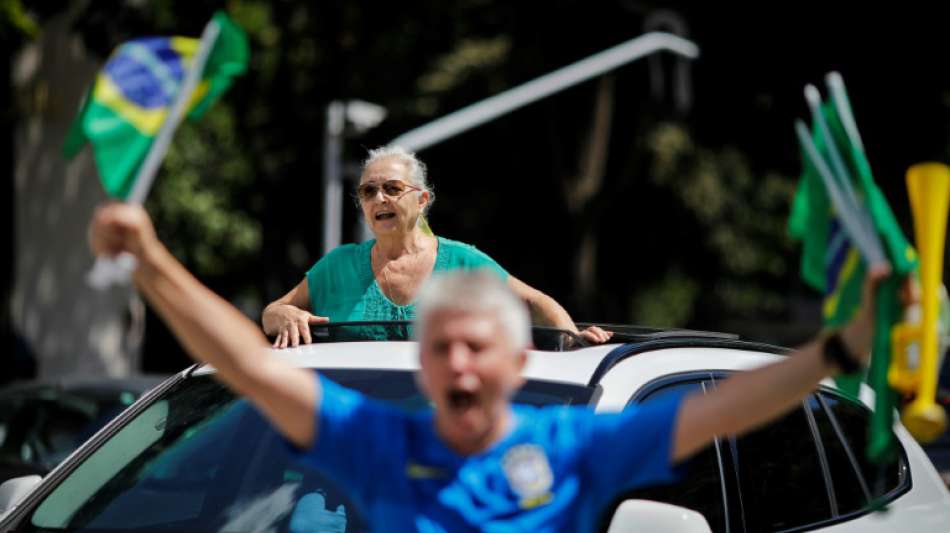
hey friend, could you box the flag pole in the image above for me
[87,17,221,289]
[825,72,866,154]
[803,84,884,261]
[794,120,886,267]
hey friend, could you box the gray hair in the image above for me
[363,145,435,215]
[413,270,531,350]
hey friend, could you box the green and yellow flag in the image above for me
[789,77,917,466]
[62,11,248,199]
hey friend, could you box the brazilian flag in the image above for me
[62,11,248,199]
[789,78,917,466]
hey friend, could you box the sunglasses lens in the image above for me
[382,181,406,196]
[358,184,378,200]
[359,180,414,200]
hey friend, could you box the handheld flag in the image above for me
[63,12,248,288]
[788,74,918,468]
[63,11,248,201]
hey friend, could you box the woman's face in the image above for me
[359,157,429,236]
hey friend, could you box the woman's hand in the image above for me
[578,325,613,344]
[265,304,329,348]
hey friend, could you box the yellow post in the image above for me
[901,163,950,442]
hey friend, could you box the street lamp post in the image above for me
[321,100,387,255]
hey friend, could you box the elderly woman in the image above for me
[263,146,610,347]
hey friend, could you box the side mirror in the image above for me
[0,475,42,519]
[607,499,712,533]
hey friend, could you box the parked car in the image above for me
[1,323,948,532]
[0,376,166,484]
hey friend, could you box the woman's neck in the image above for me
[374,228,433,260]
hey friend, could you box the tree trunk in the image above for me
[12,4,142,378]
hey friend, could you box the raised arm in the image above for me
[671,264,889,462]
[506,275,612,344]
[89,203,320,449]
[262,278,328,348]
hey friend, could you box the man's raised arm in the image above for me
[88,203,320,449]
[672,264,891,463]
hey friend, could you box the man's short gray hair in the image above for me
[363,145,435,214]
[414,271,531,350]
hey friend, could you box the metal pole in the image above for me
[390,32,699,152]
[127,20,221,204]
[322,101,346,255]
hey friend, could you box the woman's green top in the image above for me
[306,237,508,339]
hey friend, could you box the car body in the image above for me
[1,325,948,532]
[920,364,950,485]
[0,376,166,484]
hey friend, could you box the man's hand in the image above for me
[672,264,898,464]
[88,201,320,449]
[88,203,159,260]
[837,263,893,367]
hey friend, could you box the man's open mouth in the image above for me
[447,389,477,410]
[375,212,396,220]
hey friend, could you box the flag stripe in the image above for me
[823,247,861,320]
[94,73,168,135]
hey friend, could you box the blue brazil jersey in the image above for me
[290,375,687,532]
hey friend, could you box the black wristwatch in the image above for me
[822,333,862,374]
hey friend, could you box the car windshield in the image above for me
[24,369,595,533]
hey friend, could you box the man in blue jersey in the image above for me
[89,203,886,531]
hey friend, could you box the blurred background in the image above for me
[3,0,950,383]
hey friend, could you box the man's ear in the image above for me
[512,350,528,388]
[418,190,430,210]
[414,369,431,398]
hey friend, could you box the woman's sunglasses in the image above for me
[356,179,421,201]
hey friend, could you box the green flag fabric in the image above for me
[789,83,917,466]
[62,11,249,199]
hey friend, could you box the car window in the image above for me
[808,394,871,515]
[0,396,19,451]
[613,380,728,533]
[732,398,833,531]
[817,392,907,501]
[0,400,95,471]
[26,370,595,532]
[609,374,912,532]
[27,403,93,468]
[31,398,171,528]
[0,385,146,483]
[30,377,354,533]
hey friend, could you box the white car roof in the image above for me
[195,339,801,388]
[194,341,619,385]
[192,337,869,410]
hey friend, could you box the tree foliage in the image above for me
[25,1,915,354]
